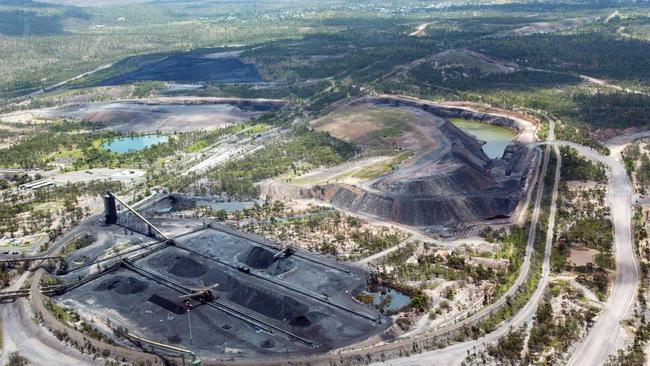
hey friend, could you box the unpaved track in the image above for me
[560,139,639,366]
[0,272,101,366]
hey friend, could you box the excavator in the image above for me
[273,244,295,261]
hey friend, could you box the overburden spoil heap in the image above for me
[310,96,535,231]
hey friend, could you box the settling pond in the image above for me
[449,118,515,159]
[365,288,411,313]
[102,135,168,154]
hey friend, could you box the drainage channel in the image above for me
[120,259,316,347]
[208,224,352,274]
[173,243,378,323]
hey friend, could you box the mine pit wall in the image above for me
[314,184,520,229]
[310,95,538,232]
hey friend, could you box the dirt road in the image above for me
[559,140,639,366]
[0,272,100,366]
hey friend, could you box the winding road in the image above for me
[0,272,101,366]
[561,139,639,366]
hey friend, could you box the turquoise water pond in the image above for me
[449,118,515,159]
[102,135,169,154]
[366,288,411,313]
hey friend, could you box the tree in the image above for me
[409,290,429,312]
[7,352,30,366]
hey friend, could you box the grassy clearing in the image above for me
[44,299,74,324]
[336,152,411,180]
[61,234,94,256]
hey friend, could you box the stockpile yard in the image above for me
[53,193,388,360]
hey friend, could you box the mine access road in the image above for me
[561,137,640,366]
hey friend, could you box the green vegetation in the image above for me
[551,147,613,301]
[622,142,650,194]
[553,181,612,281]
[44,298,78,324]
[525,299,591,362]
[475,223,536,304]
[0,180,124,239]
[330,153,411,182]
[486,326,526,364]
[0,120,256,172]
[131,81,166,98]
[239,206,404,260]
[171,127,356,197]
[61,234,95,256]
[476,32,650,81]
[6,351,30,366]
[560,146,607,182]
[3,1,646,156]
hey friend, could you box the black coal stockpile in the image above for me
[169,256,208,278]
[202,268,240,292]
[238,246,296,275]
[94,276,148,295]
[149,294,186,314]
[239,246,275,269]
[227,283,310,322]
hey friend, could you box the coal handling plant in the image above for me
[52,192,390,362]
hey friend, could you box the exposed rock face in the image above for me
[309,96,536,231]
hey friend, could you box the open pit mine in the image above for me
[266,95,537,234]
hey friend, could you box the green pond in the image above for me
[102,135,169,154]
[449,118,515,159]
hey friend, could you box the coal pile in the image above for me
[149,294,186,314]
[227,283,310,322]
[260,339,275,348]
[289,315,311,327]
[98,50,263,85]
[266,258,294,275]
[239,246,275,269]
[60,227,389,358]
[202,268,240,292]
[94,276,148,295]
[168,256,207,278]
[168,334,183,344]
[238,246,296,275]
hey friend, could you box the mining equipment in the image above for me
[237,264,250,273]
[179,282,220,304]
[273,244,295,261]
[103,192,118,224]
